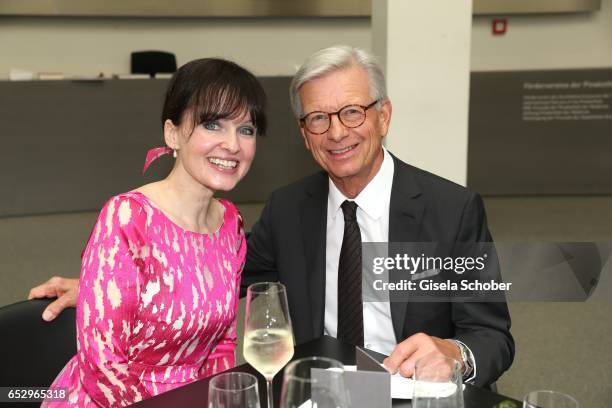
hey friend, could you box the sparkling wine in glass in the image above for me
[244,282,294,408]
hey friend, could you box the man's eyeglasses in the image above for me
[300,100,379,135]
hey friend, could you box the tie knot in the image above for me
[341,200,358,222]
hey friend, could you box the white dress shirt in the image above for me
[324,148,397,355]
[322,148,477,381]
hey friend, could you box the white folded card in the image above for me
[304,348,465,407]
[344,365,464,399]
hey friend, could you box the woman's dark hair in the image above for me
[162,58,267,135]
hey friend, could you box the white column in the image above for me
[372,0,473,186]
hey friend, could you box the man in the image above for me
[30,45,513,387]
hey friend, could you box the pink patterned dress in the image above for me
[44,191,245,407]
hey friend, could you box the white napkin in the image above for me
[296,364,465,406]
[343,365,464,400]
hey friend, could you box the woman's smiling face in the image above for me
[167,111,257,192]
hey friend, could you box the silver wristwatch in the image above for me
[451,340,474,378]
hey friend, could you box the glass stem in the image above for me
[266,378,274,408]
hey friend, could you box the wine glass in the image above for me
[523,390,579,408]
[208,372,261,408]
[280,357,349,408]
[244,282,295,408]
[412,354,464,408]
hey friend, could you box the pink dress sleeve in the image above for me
[76,195,151,407]
[201,208,247,375]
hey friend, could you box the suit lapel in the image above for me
[296,157,423,342]
[388,155,424,342]
[299,172,329,339]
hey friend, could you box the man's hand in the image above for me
[28,276,79,321]
[383,332,463,377]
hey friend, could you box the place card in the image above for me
[342,347,392,408]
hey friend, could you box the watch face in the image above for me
[455,342,472,376]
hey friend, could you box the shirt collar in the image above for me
[328,148,395,220]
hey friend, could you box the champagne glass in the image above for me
[412,355,464,408]
[280,357,349,408]
[523,390,579,408]
[244,282,295,408]
[208,372,261,408]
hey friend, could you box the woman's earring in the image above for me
[173,149,177,158]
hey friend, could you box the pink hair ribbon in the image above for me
[143,147,173,174]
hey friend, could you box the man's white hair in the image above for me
[289,45,387,118]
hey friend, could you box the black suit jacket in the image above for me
[243,154,514,386]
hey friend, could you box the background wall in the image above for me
[0,17,370,78]
[471,2,612,71]
[2,0,612,78]
[1,2,611,407]
[373,0,472,186]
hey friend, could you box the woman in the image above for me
[43,58,266,407]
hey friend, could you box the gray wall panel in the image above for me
[468,68,612,195]
[0,77,318,216]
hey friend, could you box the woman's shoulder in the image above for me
[218,199,242,222]
[103,191,150,212]
[217,199,247,266]
[96,191,152,231]
[217,199,244,236]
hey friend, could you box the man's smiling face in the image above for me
[298,65,392,196]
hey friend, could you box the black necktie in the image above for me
[337,200,364,347]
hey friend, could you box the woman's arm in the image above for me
[77,196,151,407]
[202,210,247,375]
